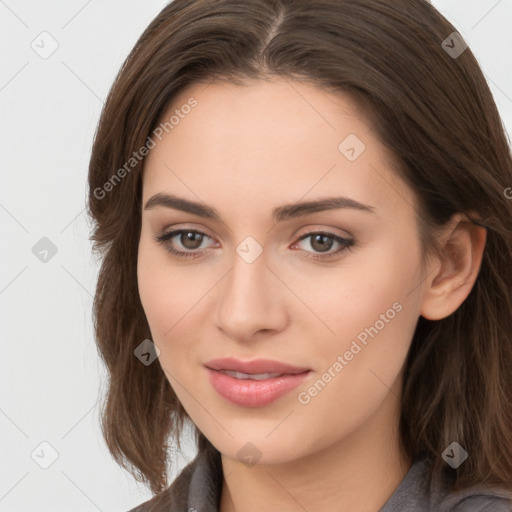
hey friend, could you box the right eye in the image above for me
[154,229,217,258]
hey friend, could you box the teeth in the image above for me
[221,370,284,380]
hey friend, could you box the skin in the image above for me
[137,78,486,512]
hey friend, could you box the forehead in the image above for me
[156,78,372,158]
[142,78,414,219]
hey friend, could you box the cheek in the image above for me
[137,238,188,341]
[137,241,166,334]
[295,237,421,348]
[291,245,420,442]
[291,238,423,417]
[137,237,215,370]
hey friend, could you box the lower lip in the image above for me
[205,368,311,407]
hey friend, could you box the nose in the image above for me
[214,247,289,343]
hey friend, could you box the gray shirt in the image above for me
[128,446,512,511]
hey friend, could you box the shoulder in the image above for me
[125,445,223,512]
[441,491,512,512]
[431,464,512,512]
[125,457,198,512]
[432,464,512,512]
[380,456,512,512]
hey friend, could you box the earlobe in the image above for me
[420,214,487,321]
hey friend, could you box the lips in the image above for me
[204,357,310,376]
[204,357,312,407]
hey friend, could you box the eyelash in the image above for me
[154,229,354,261]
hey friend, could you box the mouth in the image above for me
[204,357,312,407]
[214,370,292,380]
[204,357,311,375]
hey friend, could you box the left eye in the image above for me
[293,232,354,260]
[154,229,354,260]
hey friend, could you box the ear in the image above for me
[420,213,487,321]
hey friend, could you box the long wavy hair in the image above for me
[87,0,512,498]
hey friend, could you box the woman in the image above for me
[87,0,512,510]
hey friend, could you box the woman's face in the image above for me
[138,78,429,465]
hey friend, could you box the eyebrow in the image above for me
[144,193,375,223]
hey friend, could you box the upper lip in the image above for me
[204,357,311,375]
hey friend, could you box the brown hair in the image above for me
[87,0,512,498]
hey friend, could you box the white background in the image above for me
[1,1,511,511]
